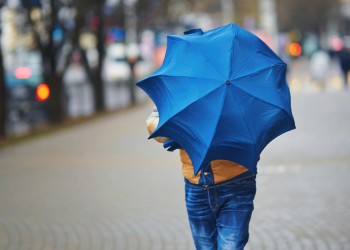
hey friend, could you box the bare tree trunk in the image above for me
[45,0,63,124]
[124,0,138,105]
[75,1,105,112]
[0,44,6,138]
[0,3,6,138]
[128,62,136,104]
[46,73,63,124]
[94,5,105,112]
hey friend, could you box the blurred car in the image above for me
[6,71,49,134]
[5,51,49,134]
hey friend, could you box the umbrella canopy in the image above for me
[136,23,295,175]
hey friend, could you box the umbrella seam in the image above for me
[233,64,286,89]
[229,85,257,158]
[199,85,228,169]
[228,23,236,80]
[230,63,286,82]
[232,84,296,128]
[146,74,223,85]
[232,84,281,89]
[165,59,225,81]
[230,51,255,80]
[229,24,257,79]
[167,36,224,79]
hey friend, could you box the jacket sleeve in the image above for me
[146,107,170,143]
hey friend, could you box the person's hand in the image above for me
[146,107,170,143]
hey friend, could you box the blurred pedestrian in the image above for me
[146,107,256,250]
[336,47,350,89]
[310,50,330,88]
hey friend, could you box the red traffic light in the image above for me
[36,84,50,101]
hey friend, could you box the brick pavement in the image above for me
[0,92,349,250]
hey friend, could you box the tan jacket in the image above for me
[146,108,248,185]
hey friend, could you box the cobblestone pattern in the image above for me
[246,163,350,250]
[0,92,349,250]
[0,164,349,250]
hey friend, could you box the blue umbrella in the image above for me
[136,23,295,175]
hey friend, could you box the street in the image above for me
[0,91,349,250]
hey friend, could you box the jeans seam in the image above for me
[212,188,218,212]
[208,189,218,212]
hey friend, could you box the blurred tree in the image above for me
[136,0,173,28]
[0,47,5,138]
[23,0,72,124]
[24,0,109,123]
[277,0,340,33]
[234,0,258,28]
[0,32,5,139]
[94,3,106,111]
[73,0,106,112]
[0,1,7,138]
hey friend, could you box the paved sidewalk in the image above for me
[0,92,349,250]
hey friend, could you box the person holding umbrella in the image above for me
[139,24,295,250]
[146,107,256,250]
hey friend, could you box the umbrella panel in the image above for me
[231,64,294,119]
[229,25,282,79]
[229,83,295,159]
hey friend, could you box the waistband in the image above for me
[184,170,256,190]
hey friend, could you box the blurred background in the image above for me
[0,0,349,137]
[0,0,349,250]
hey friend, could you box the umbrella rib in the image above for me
[155,74,223,84]
[229,24,257,80]
[233,64,286,89]
[200,85,228,167]
[229,86,257,154]
[168,36,224,79]
[232,84,296,127]
[228,23,236,81]
[138,74,220,85]
[230,63,286,82]
[230,52,255,79]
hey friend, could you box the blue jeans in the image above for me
[185,176,256,250]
